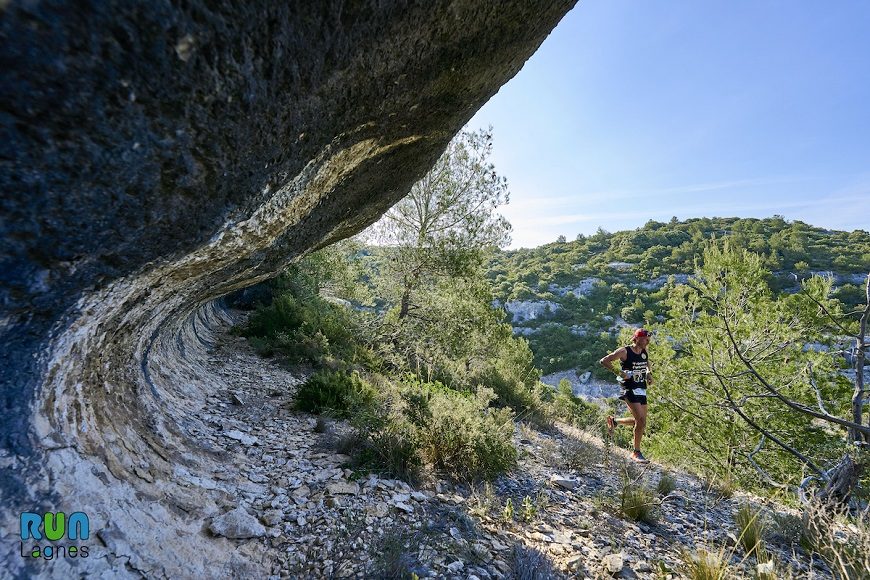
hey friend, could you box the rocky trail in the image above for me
[188,313,835,579]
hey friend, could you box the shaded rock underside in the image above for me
[0,1,577,577]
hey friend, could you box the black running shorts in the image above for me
[619,389,648,405]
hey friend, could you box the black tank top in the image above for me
[620,345,649,389]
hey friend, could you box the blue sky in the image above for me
[467,1,870,249]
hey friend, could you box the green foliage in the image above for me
[295,371,376,418]
[502,497,514,522]
[526,325,616,376]
[401,378,517,481]
[339,380,423,482]
[374,271,548,424]
[487,217,869,377]
[832,282,868,310]
[551,381,603,430]
[364,127,511,321]
[656,472,677,496]
[239,244,367,366]
[619,484,659,524]
[648,242,856,493]
[341,376,517,483]
[520,495,536,522]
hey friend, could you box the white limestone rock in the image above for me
[209,507,267,539]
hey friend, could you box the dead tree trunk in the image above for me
[816,454,863,506]
[850,273,869,444]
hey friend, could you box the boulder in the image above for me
[210,508,267,539]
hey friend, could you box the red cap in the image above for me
[633,328,651,339]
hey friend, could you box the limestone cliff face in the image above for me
[0,1,575,576]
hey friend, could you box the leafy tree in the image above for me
[363,127,511,319]
[651,242,868,503]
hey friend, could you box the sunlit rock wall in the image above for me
[0,0,575,576]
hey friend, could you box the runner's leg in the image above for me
[625,401,647,451]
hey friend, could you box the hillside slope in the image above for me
[196,314,849,579]
[487,217,870,378]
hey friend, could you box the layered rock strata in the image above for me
[0,1,575,576]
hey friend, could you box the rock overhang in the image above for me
[0,1,577,576]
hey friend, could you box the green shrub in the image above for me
[339,376,517,483]
[359,419,422,483]
[657,472,677,496]
[242,291,359,364]
[550,381,602,430]
[247,336,276,358]
[467,339,549,426]
[620,484,658,524]
[295,371,375,417]
[338,384,423,482]
[412,382,517,481]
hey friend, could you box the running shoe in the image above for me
[631,450,650,464]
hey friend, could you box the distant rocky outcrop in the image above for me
[504,300,561,322]
[0,2,576,576]
[540,369,620,400]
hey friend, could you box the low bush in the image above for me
[295,371,376,418]
[620,484,658,524]
[242,291,359,365]
[339,376,517,483]
[560,434,602,471]
[510,544,555,580]
[360,419,422,483]
[407,380,517,481]
[657,472,677,496]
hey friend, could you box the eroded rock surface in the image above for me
[0,1,576,577]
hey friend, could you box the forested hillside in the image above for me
[487,217,870,375]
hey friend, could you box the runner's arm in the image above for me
[599,348,628,379]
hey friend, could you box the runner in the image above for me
[599,328,654,463]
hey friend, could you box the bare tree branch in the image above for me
[807,363,832,417]
[740,436,791,489]
[721,314,870,436]
[708,338,829,478]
